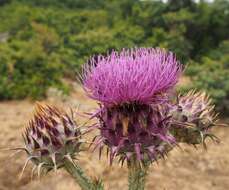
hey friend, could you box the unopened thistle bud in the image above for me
[169,91,219,146]
[22,103,81,175]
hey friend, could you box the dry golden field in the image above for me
[0,84,228,190]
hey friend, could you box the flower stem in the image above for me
[128,158,149,190]
[64,159,104,190]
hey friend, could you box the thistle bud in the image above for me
[169,91,219,145]
[22,103,81,174]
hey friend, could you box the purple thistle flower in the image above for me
[83,48,182,106]
[82,48,181,163]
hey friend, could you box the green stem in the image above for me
[64,159,104,190]
[128,158,149,190]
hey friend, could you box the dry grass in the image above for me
[0,84,228,190]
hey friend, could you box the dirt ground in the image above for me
[0,84,229,190]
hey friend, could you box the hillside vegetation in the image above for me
[0,0,228,113]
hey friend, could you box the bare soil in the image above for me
[0,85,228,190]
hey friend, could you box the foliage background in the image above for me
[0,0,228,113]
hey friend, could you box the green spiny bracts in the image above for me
[22,102,81,175]
[169,90,220,146]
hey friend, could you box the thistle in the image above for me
[169,91,220,147]
[22,103,81,174]
[21,103,104,190]
[82,48,182,189]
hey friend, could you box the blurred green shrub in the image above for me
[185,40,229,114]
[0,0,228,102]
[0,22,68,99]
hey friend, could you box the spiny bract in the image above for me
[95,104,175,164]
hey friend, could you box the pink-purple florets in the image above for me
[83,48,182,106]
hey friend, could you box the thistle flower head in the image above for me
[83,48,181,163]
[83,48,182,106]
[23,103,81,173]
[169,91,219,145]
